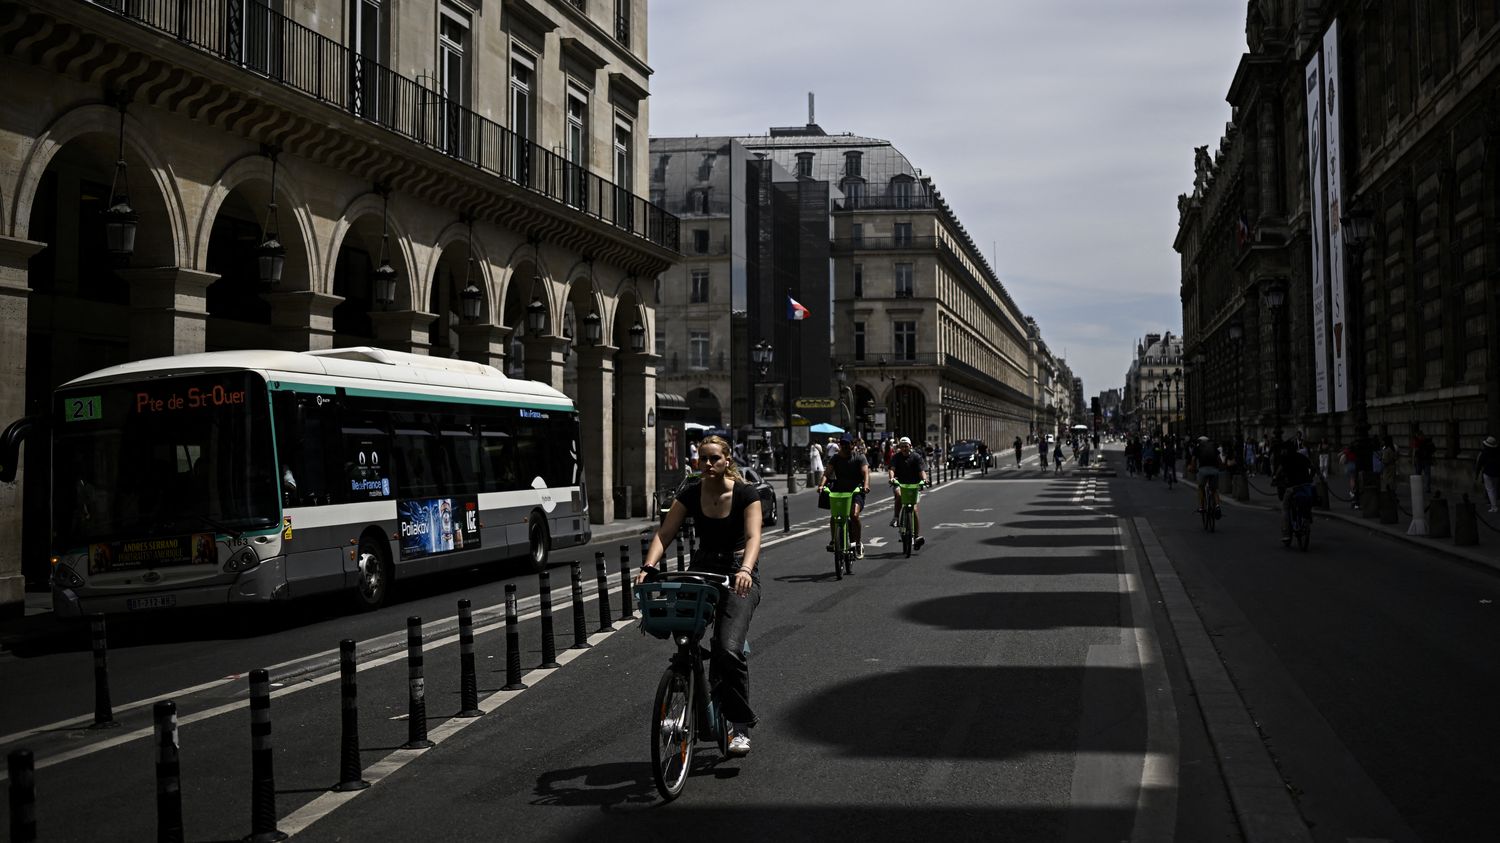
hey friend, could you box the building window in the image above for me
[894,222,912,247]
[614,0,631,47]
[851,223,863,247]
[613,114,633,192]
[891,176,913,208]
[509,48,535,179]
[565,86,588,205]
[854,322,866,361]
[894,320,917,361]
[690,269,710,303]
[796,152,814,178]
[351,0,387,120]
[843,180,865,206]
[692,229,709,253]
[853,263,863,298]
[895,263,913,298]
[844,151,862,178]
[690,331,710,369]
[438,4,470,155]
[655,328,665,357]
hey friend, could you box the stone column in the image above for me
[120,267,218,359]
[574,346,616,524]
[615,352,658,518]
[369,309,436,354]
[0,236,45,618]
[522,335,568,392]
[266,290,342,351]
[455,324,509,369]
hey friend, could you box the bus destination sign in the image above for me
[134,384,248,414]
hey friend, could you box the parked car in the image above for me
[661,466,778,528]
[947,439,990,470]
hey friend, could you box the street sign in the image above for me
[794,397,836,409]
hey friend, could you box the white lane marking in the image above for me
[935,522,994,529]
[278,626,619,837]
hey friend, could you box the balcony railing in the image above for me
[831,235,937,253]
[836,186,939,212]
[84,0,679,252]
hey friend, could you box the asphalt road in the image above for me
[4,446,1493,841]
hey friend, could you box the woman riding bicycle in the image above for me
[1191,435,1224,515]
[636,435,763,756]
[887,436,928,550]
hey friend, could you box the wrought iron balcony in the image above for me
[831,235,937,253]
[85,0,679,253]
[836,186,939,212]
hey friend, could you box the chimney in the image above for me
[808,92,815,126]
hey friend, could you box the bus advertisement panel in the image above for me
[398,495,480,558]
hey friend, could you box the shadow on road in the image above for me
[901,592,1124,630]
[982,534,1123,548]
[953,552,1120,576]
[531,760,685,808]
[1001,518,1117,530]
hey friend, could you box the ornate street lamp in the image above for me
[525,279,547,334]
[1263,279,1288,441]
[256,147,285,289]
[752,339,773,378]
[629,319,646,353]
[102,95,138,264]
[459,215,481,323]
[1229,318,1245,444]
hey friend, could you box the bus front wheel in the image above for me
[525,517,550,573]
[352,536,392,611]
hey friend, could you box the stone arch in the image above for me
[425,220,494,358]
[686,386,724,427]
[327,192,417,343]
[886,383,930,444]
[324,190,417,306]
[194,153,316,291]
[13,102,188,266]
[497,240,556,331]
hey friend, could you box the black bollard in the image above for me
[1454,494,1479,547]
[1428,492,1452,538]
[10,749,36,843]
[90,614,118,729]
[403,617,434,750]
[619,546,634,620]
[456,601,482,717]
[246,670,287,842]
[594,552,614,633]
[1379,487,1400,524]
[783,495,790,534]
[639,529,652,568]
[537,570,561,668]
[570,562,590,649]
[154,701,184,843]
[332,640,369,791]
[675,531,685,571]
[502,584,527,691]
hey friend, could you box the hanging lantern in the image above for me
[102,97,138,264]
[525,284,547,334]
[257,148,285,289]
[583,308,602,345]
[371,186,398,308]
[459,216,481,322]
[629,319,646,353]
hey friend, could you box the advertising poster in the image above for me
[1306,51,1330,414]
[89,532,216,574]
[399,495,480,559]
[663,425,680,473]
[1323,19,1350,412]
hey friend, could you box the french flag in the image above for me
[787,295,810,321]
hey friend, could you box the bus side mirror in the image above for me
[0,415,41,484]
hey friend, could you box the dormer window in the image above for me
[844,151,862,178]
[796,152,814,179]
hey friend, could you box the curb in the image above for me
[1132,516,1313,843]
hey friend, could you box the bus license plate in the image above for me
[127,595,177,611]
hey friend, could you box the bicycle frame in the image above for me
[827,489,858,579]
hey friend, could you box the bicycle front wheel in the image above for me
[901,507,913,557]
[833,519,844,580]
[651,668,695,801]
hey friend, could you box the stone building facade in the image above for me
[0,0,678,613]
[1123,332,1184,437]
[742,126,1042,449]
[1177,1,1500,491]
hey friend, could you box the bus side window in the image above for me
[340,408,393,501]
[272,393,332,507]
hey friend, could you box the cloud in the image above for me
[648,0,1246,395]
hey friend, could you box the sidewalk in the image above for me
[1168,462,1500,575]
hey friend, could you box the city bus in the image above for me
[17,347,590,616]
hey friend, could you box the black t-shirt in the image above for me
[1277,450,1313,487]
[889,451,926,484]
[825,452,868,493]
[674,479,759,563]
[1195,442,1222,469]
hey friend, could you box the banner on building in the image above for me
[1305,50,1330,414]
[1323,19,1351,412]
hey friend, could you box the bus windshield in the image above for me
[52,372,279,551]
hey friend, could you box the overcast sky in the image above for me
[647,0,1249,397]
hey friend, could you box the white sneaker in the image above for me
[727,731,751,757]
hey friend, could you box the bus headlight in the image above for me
[53,562,85,590]
[224,547,260,574]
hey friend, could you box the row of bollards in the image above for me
[19,548,644,841]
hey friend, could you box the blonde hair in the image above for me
[700,435,743,481]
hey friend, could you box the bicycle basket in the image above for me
[633,581,720,640]
[898,483,922,506]
[826,491,855,518]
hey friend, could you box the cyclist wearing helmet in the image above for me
[887,436,928,550]
[1192,435,1223,516]
[821,433,869,558]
